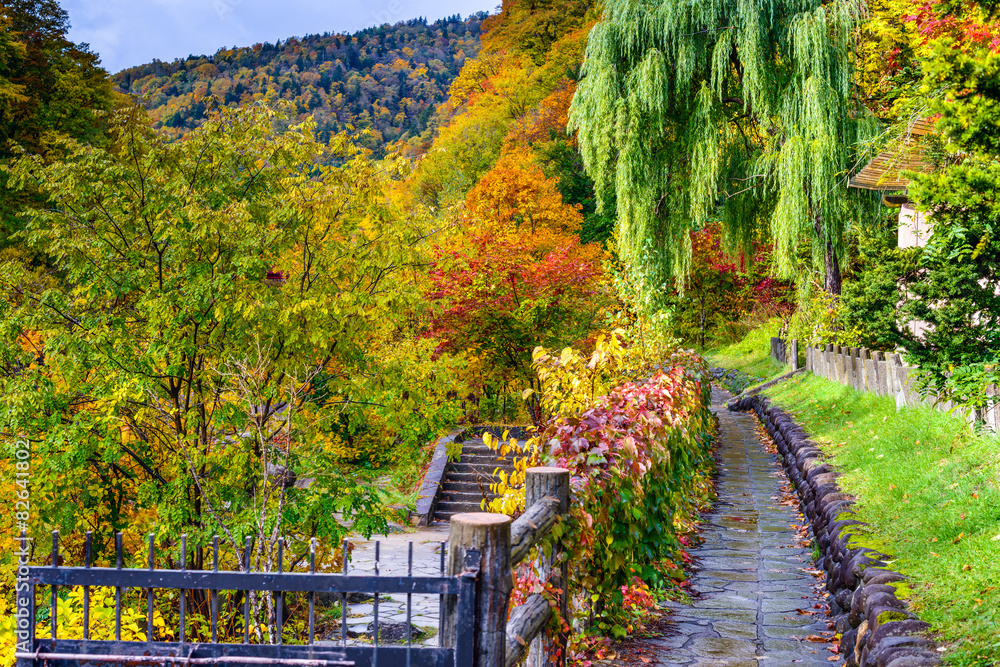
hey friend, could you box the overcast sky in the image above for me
[62,0,497,74]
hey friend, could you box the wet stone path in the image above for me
[650,387,839,666]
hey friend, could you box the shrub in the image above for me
[488,333,715,643]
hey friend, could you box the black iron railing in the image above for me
[14,532,479,667]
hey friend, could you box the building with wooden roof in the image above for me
[849,118,937,248]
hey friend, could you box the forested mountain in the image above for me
[112,14,485,152]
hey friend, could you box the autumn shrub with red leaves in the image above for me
[507,348,716,650]
[668,223,794,348]
[425,232,606,422]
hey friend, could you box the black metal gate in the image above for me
[14,533,478,667]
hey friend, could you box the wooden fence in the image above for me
[770,337,1000,431]
[444,466,569,667]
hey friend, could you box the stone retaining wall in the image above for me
[729,392,941,667]
[414,428,466,526]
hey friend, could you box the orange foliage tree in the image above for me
[465,148,584,242]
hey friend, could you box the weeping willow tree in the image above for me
[569,0,877,298]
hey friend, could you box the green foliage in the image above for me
[840,221,913,351]
[894,32,1000,409]
[764,374,1000,666]
[568,0,878,300]
[0,103,456,556]
[0,0,117,246]
[705,319,788,383]
[788,278,861,347]
[112,15,485,153]
[662,224,794,349]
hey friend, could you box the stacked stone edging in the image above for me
[728,393,941,667]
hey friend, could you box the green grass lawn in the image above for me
[704,319,789,385]
[763,373,1000,666]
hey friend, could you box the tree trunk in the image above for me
[814,210,841,296]
[699,295,706,351]
[824,235,841,296]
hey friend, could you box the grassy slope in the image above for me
[704,320,788,383]
[763,374,1000,666]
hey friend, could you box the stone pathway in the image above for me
[323,386,840,661]
[316,523,450,647]
[650,387,840,666]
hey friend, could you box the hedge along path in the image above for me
[650,386,840,666]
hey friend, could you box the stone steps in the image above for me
[432,438,528,521]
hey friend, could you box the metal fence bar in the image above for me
[308,538,315,645]
[83,533,91,641]
[23,639,458,667]
[51,532,58,641]
[114,533,122,641]
[15,651,354,667]
[243,536,251,644]
[179,536,186,644]
[340,539,348,649]
[211,536,219,644]
[147,534,155,643]
[454,549,479,667]
[438,541,445,649]
[26,569,461,595]
[373,540,380,661]
[18,532,474,667]
[406,541,413,667]
[276,538,283,645]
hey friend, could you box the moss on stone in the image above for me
[877,610,910,624]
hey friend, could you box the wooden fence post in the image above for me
[445,513,512,667]
[790,340,799,371]
[525,468,570,667]
[872,350,885,396]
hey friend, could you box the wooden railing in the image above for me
[443,467,569,667]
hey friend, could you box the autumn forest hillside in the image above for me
[112,14,486,152]
[5,0,1000,661]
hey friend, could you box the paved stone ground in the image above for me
[316,523,451,647]
[322,386,841,662]
[649,387,841,666]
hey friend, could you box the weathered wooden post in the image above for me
[849,347,861,391]
[525,468,570,667]
[888,353,906,410]
[444,513,512,667]
[790,340,800,371]
[872,350,885,396]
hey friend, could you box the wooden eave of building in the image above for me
[849,118,937,192]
